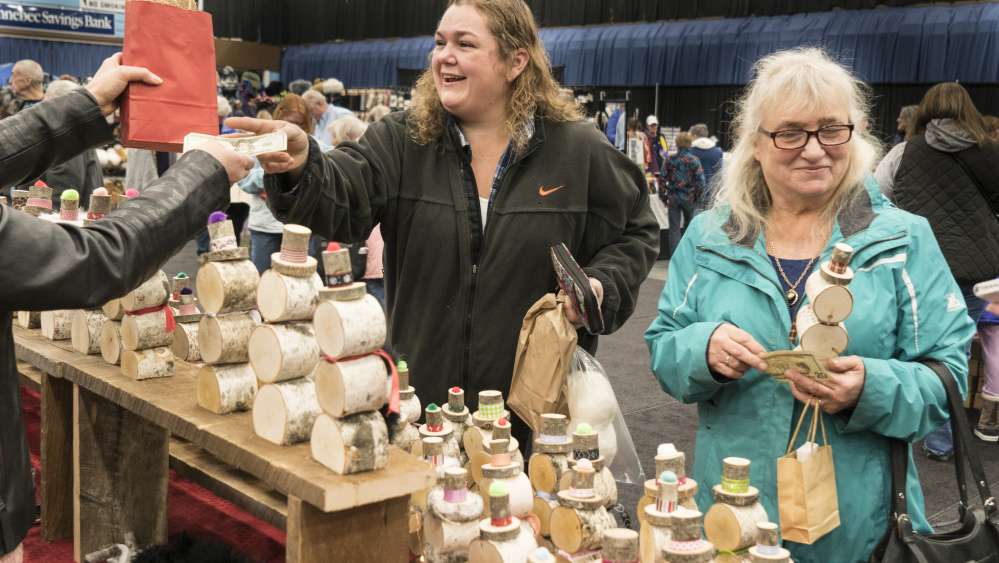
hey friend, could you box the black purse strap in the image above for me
[888,359,999,524]
[948,150,999,219]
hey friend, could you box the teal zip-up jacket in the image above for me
[645,177,974,563]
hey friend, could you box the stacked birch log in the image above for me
[660,510,715,563]
[465,392,524,489]
[171,274,205,363]
[422,467,484,562]
[703,458,768,556]
[637,444,698,526]
[100,295,126,366]
[468,482,539,563]
[250,225,324,446]
[311,244,391,473]
[118,271,175,380]
[392,361,423,452]
[549,458,616,561]
[796,243,855,359]
[195,213,260,415]
[557,424,618,511]
[530,414,572,544]
[65,189,113,354]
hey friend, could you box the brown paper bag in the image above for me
[777,397,841,544]
[508,293,577,434]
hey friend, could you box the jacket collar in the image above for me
[721,175,881,250]
[442,111,545,161]
[691,137,717,150]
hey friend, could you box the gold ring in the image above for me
[724,354,731,367]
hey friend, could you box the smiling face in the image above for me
[432,4,524,125]
[753,108,852,210]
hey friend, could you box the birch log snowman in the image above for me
[311,243,392,472]
[639,471,679,563]
[549,458,616,558]
[119,270,174,380]
[747,522,791,563]
[530,414,572,539]
[796,243,855,360]
[659,510,715,563]
[468,482,539,563]
[557,424,618,509]
[196,212,260,414]
[422,467,484,563]
[637,444,698,526]
[703,457,768,555]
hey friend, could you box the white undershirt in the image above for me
[479,197,489,233]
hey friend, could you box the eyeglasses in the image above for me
[757,124,854,150]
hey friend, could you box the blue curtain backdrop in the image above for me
[280,4,999,87]
[0,37,120,79]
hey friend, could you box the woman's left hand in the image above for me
[785,356,865,414]
[560,278,604,329]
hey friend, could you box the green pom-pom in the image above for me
[576,423,592,435]
[488,481,508,497]
[61,189,79,200]
[177,273,187,279]
[397,361,408,370]
[427,403,438,411]
[659,471,677,483]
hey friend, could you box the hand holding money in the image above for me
[224,117,310,181]
[191,141,254,185]
[708,323,769,380]
[184,131,288,156]
[780,354,867,414]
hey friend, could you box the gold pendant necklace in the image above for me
[767,229,820,306]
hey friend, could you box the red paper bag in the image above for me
[120,1,218,152]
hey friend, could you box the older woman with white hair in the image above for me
[645,47,974,562]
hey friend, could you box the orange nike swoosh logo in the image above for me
[539,184,565,196]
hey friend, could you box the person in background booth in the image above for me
[229,0,658,451]
[645,48,973,562]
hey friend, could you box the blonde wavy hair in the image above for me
[713,47,882,243]
[409,0,582,152]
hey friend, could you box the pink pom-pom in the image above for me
[208,211,229,225]
[576,459,593,471]
[326,242,340,251]
[34,180,48,187]
[93,187,108,196]
[125,189,139,197]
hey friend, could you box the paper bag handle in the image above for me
[786,397,827,456]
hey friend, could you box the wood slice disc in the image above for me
[318,282,367,301]
[197,259,260,315]
[640,518,671,563]
[249,322,320,383]
[72,309,107,355]
[704,501,768,552]
[252,378,322,445]
[711,484,760,506]
[478,518,522,542]
[558,466,618,507]
[314,295,386,359]
[40,310,73,340]
[602,528,639,563]
[805,274,853,323]
[172,312,203,324]
[661,542,716,563]
[311,410,389,474]
[464,426,491,459]
[121,308,172,350]
[257,270,323,322]
[315,355,390,417]
[550,505,614,554]
[198,313,257,365]
[678,479,698,499]
[197,363,257,414]
[271,253,319,278]
[121,270,170,311]
[120,347,173,380]
[172,322,201,362]
[99,319,123,365]
[481,463,522,480]
[533,496,559,537]
[198,246,250,264]
[423,512,480,557]
[643,503,672,527]
[636,493,653,526]
[102,299,125,320]
[17,311,40,329]
[530,452,570,494]
[796,305,849,361]
[555,491,604,511]
[532,440,572,455]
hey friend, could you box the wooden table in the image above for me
[14,325,434,562]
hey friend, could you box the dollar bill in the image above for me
[761,350,830,382]
[182,131,287,156]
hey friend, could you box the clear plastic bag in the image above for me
[566,346,646,484]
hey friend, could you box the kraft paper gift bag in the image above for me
[508,293,577,434]
[120,0,218,152]
[777,397,841,544]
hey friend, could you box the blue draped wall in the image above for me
[280,4,999,87]
[0,37,120,78]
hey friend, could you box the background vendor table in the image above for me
[13,324,434,562]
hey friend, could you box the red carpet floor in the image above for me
[19,386,287,562]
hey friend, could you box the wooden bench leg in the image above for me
[40,372,73,541]
[73,385,168,562]
[286,495,409,563]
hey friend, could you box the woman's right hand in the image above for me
[224,117,310,181]
[707,323,768,379]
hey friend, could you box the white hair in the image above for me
[301,89,326,109]
[329,116,367,144]
[217,95,232,118]
[15,59,43,85]
[44,79,79,100]
[323,78,344,95]
[712,47,882,242]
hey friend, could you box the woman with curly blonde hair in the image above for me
[230,0,658,449]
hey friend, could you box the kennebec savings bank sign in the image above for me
[0,2,115,36]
